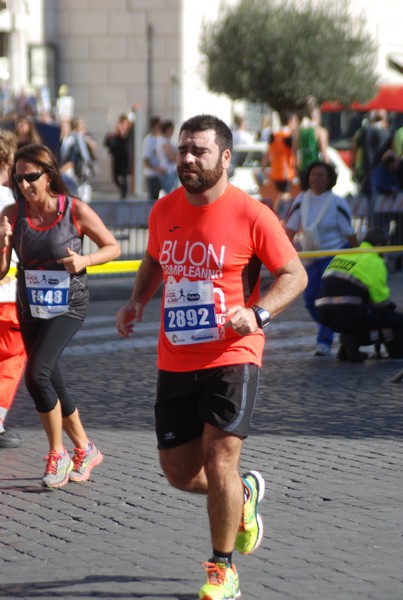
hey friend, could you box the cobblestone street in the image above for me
[1,274,402,599]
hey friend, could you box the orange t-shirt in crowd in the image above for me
[269,129,295,182]
[147,184,298,372]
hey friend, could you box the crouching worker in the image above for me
[315,228,403,362]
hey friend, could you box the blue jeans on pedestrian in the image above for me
[304,257,334,348]
[159,171,177,194]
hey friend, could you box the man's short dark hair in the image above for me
[179,114,233,153]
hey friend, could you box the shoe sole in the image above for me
[42,459,73,489]
[200,593,241,600]
[69,451,104,483]
[237,470,265,555]
[248,470,265,553]
[250,470,265,504]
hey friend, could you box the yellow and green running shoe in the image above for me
[235,470,265,555]
[199,561,241,600]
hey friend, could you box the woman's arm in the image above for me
[57,199,121,274]
[0,207,14,280]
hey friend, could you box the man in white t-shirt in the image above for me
[156,119,178,194]
[142,116,163,200]
[232,114,254,145]
[285,161,357,357]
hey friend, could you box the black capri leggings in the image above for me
[19,315,83,415]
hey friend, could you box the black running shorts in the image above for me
[273,179,291,192]
[155,363,259,449]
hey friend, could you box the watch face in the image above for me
[253,305,270,328]
[259,310,270,327]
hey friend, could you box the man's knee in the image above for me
[203,435,243,485]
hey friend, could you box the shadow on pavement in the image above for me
[252,358,403,439]
[10,337,403,440]
[0,575,195,598]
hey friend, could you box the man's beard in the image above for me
[177,158,224,194]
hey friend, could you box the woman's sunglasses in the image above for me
[14,171,45,184]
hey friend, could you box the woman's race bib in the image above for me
[25,269,70,319]
[164,280,219,345]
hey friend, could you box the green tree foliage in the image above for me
[200,0,379,112]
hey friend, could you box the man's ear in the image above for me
[222,148,231,168]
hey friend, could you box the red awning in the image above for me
[322,85,403,113]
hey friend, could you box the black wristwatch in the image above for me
[251,305,271,329]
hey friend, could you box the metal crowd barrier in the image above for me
[82,227,149,262]
[82,200,152,262]
[347,192,403,243]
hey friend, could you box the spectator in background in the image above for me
[56,84,74,123]
[397,154,403,190]
[14,115,42,149]
[60,118,94,189]
[316,228,403,362]
[352,109,392,196]
[0,129,25,448]
[285,161,358,357]
[76,117,98,168]
[156,119,178,194]
[104,114,133,199]
[232,114,254,144]
[370,150,400,196]
[294,96,329,190]
[74,117,97,202]
[142,115,162,201]
[392,123,403,158]
[260,109,298,219]
[258,114,272,142]
[59,119,78,195]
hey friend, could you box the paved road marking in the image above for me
[76,316,313,336]
[66,318,317,356]
[75,323,160,339]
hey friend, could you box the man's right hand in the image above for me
[116,301,144,337]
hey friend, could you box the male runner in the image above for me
[117,114,307,599]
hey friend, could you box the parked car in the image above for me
[326,146,358,198]
[228,142,267,199]
[228,141,358,200]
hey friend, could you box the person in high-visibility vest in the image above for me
[315,228,403,362]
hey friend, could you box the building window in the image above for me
[29,43,57,97]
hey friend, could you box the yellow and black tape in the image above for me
[298,246,403,259]
[6,247,403,276]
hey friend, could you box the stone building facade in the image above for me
[0,0,402,191]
